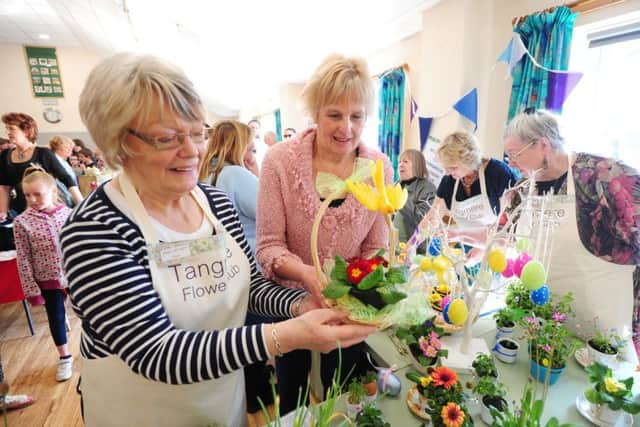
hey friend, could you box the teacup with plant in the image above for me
[583,362,640,423]
[473,376,507,423]
[471,353,498,378]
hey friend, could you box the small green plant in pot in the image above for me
[471,353,498,378]
[580,318,627,367]
[395,316,448,372]
[491,384,574,427]
[473,376,507,424]
[354,403,390,427]
[361,371,378,401]
[494,307,516,338]
[583,362,640,424]
[346,380,366,418]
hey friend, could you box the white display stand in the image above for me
[440,335,491,374]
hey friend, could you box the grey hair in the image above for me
[503,109,565,149]
[438,131,482,170]
[79,52,206,169]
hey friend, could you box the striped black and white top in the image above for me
[60,183,305,385]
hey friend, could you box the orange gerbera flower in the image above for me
[431,366,458,390]
[441,402,465,427]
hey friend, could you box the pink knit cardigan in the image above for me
[256,128,392,290]
[14,205,71,297]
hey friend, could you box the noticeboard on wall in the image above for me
[24,46,64,98]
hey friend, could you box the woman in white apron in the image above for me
[504,110,640,363]
[61,52,376,427]
[419,131,519,247]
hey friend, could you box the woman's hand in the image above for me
[275,309,377,354]
[301,264,328,308]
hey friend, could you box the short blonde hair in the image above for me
[79,52,206,169]
[301,53,375,120]
[200,120,252,184]
[48,135,74,153]
[438,131,482,170]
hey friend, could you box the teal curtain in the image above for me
[507,6,578,119]
[274,108,282,141]
[378,68,405,181]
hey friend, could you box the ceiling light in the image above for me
[38,34,51,40]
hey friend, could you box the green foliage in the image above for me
[384,266,408,284]
[357,266,384,290]
[376,285,406,305]
[322,283,351,299]
[361,370,377,384]
[472,353,498,378]
[584,362,640,414]
[354,403,390,427]
[490,384,576,427]
[331,256,348,283]
[347,380,366,404]
[505,281,535,312]
[473,376,506,398]
[494,307,516,328]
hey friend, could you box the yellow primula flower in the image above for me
[604,377,626,393]
[541,358,550,367]
[419,376,432,388]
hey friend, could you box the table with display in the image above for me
[354,317,640,425]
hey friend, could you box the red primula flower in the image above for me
[346,260,368,285]
[431,366,458,390]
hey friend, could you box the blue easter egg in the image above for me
[530,284,550,305]
[377,369,402,396]
[442,301,452,324]
[428,237,442,256]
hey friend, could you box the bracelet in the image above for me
[271,323,284,358]
[290,295,305,318]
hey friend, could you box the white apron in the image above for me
[450,162,498,228]
[521,155,637,363]
[81,173,251,427]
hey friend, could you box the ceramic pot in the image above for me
[529,359,565,385]
[495,322,515,339]
[587,339,618,367]
[493,338,519,364]
[591,399,624,424]
[346,400,363,418]
[480,395,507,424]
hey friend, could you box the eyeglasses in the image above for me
[284,133,293,138]
[508,141,535,161]
[126,127,205,150]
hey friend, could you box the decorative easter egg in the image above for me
[442,301,452,324]
[377,368,402,396]
[419,257,432,272]
[502,259,514,278]
[513,253,532,277]
[440,295,452,311]
[530,284,550,305]
[428,237,442,256]
[521,261,546,290]
[488,249,507,273]
[447,299,469,326]
[477,270,493,286]
[516,238,531,253]
[432,255,451,272]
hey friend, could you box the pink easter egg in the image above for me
[502,259,514,278]
[440,295,452,311]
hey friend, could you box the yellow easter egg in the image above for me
[419,257,433,272]
[432,255,451,272]
[488,249,507,273]
[448,299,468,326]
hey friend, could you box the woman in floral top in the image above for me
[504,109,640,361]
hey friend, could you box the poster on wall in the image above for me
[24,46,64,98]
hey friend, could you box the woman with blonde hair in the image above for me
[49,135,77,183]
[420,131,518,230]
[62,52,373,426]
[256,53,392,413]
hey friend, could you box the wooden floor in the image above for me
[0,301,275,427]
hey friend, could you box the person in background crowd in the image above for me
[256,53,391,414]
[394,149,436,250]
[263,131,277,147]
[62,52,374,426]
[199,119,271,413]
[48,135,77,184]
[419,131,518,230]
[248,119,261,141]
[93,148,106,170]
[0,112,82,220]
[14,167,74,382]
[283,127,297,140]
[0,353,35,411]
[0,137,13,153]
[68,154,83,176]
[72,138,86,154]
[77,147,95,169]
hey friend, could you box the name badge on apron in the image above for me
[148,234,227,267]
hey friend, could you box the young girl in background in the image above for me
[14,167,73,382]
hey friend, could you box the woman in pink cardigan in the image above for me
[256,53,392,413]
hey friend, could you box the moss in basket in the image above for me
[322,255,408,311]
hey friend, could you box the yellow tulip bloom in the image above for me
[345,180,379,211]
[604,377,626,393]
[347,159,407,214]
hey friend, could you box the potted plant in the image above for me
[354,403,390,427]
[494,307,516,338]
[492,337,519,364]
[491,384,574,427]
[406,367,473,426]
[361,371,377,402]
[505,281,535,313]
[473,376,507,424]
[519,314,580,385]
[346,380,366,418]
[583,362,640,424]
[395,317,449,372]
[471,353,498,378]
[584,320,626,367]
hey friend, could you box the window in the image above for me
[563,13,640,170]
[361,77,380,149]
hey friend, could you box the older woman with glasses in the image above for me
[504,109,640,362]
[61,52,375,427]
